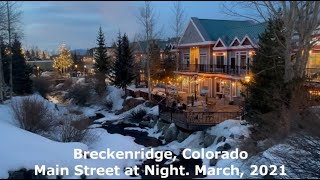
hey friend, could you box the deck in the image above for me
[159,104,242,131]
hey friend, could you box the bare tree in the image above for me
[171,1,186,71]
[137,1,160,101]
[0,1,22,99]
[223,1,320,82]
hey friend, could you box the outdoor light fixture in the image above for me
[245,75,251,83]
[84,65,87,68]
[309,50,313,54]
[212,53,216,56]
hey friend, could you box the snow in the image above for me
[0,98,144,179]
[40,71,55,77]
[106,86,125,111]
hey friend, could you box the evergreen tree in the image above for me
[159,45,176,81]
[72,52,84,71]
[111,33,135,89]
[25,50,31,60]
[149,40,162,81]
[94,26,110,76]
[31,49,35,60]
[11,36,32,94]
[53,44,73,74]
[246,18,286,124]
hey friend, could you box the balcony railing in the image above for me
[178,64,248,75]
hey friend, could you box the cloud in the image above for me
[21,1,141,51]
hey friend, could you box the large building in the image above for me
[175,17,320,102]
[131,38,178,85]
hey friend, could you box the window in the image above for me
[216,81,221,93]
[216,56,224,68]
[183,53,190,65]
[200,53,207,71]
[200,53,207,64]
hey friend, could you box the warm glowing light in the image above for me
[75,65,78,68]
[309,50,312,54]
[232,82,235,86]
[245,75,251,83]
[249,51,253,56]
[212,53,216,56]
[84,65,87,68]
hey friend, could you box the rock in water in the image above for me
[203,133,217,148]
[177,131,190,142]
[120,98,145,113]
[223,143,232,151]
[209,158,218,166]
[164,123,179,142]
[216,136,226,144]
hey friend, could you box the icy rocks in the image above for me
[177,131,190,143]
[216,136,226,144]
[203,133,217,148]
[164,123,179,143]
[121,98,145,112]
[209,158,218,166]
[8,168,48,179]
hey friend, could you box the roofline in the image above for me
[213,38,227,48]
[240,35,255,46]
[229,36,241,47]
[190,17,206,42]
[178,41,216,47]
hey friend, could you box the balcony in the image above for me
[178,64,248,75]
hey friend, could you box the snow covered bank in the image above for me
[0,95,145,179]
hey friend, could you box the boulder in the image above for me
[216,136,226,144]
[177,131,190,143]
[223,143,232,151]
[144,101,155,108]
[239,135,245,140]
[209,158,218,166]
[164,124,179,142]
[203,133,217,148]
[149,120,157,128]
[229,134,235,139]
[139,121,151,127]
[216,146,224,152]
[121,98,145,113]
[8,168,48,179]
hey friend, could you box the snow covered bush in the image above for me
[59,115,92,143]
[32,77,53,98]
[65,83,92,106]
[10,96,55,133]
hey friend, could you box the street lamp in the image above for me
[37,66,40,77]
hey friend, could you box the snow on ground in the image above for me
[0,97,144,179]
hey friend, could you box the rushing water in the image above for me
[100,118,206,179]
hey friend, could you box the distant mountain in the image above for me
[70,49,88,56]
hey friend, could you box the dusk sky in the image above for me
[20,1,249,53]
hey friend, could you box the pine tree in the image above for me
[246,18,286,124]
[53,44,73,74]
[25,50,30,60]
[149,40,162,81]
[111,33,135,89]
[94,26,110,76]
[11,36,33,95]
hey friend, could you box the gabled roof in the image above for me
[189,17,267,46]
[131,39,176,53]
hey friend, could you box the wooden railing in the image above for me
[159,103,242,130]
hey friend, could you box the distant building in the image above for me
[84,47,116,74]
[26,60,54,71]
[131,38,178,85]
